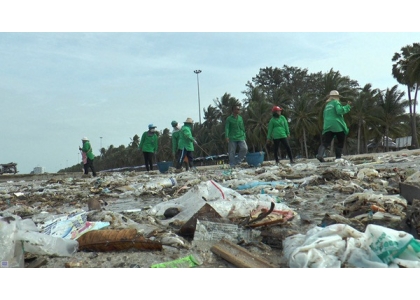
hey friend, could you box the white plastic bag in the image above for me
[0,216,24,268]
[15,231,78,257]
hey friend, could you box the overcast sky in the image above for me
[1,2,418,174]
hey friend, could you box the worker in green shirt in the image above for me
[267,106,294,164]
[225,104,248,168]
[176,117,197,171]
[139,124,158,171]
[79,137,97,177]
[316,90,352,162]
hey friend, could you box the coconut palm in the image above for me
[392,43,420,149]
[157,128,172,162]
[289,93,318,158]
[213,93,241,122]
[244,92,272,153]
[320,69,359,100]
[202,105,220,129]
[349,84,382,154]
[376,85,409,152]
[408,50,420,83]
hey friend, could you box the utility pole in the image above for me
[194,70,202,125]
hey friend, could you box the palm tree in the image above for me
[289,93,318,158]
[320,69,359,99]
[349,84,382,154]
[408,50,420,83]
[376,85,409,152]
[244,90,272,153]
[202,105,220,129]
[157,128,172,162]
[214,93,241,122]
[392,43,420,149]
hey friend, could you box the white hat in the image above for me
[184,117,194,124]
[82,137,89,141]
[327,90,342,98]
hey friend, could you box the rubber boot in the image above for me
[335,147,343,159]
[316,145,326,162]
[188,161,197,172]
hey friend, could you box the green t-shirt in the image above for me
[172,129,180,154]
[225,114,246,141]
[267,115,289,140]
[322,99,351,135]
[139,131,158,153]
[178,124,194,151]
[81,141,95,160]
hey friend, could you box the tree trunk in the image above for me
[299,138,304,158]
[357,120,362,154]
[412,85,419,149]
[408,85,419,149]
[303,128,308,159]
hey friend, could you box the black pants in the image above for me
[273,138,293,163]
[84,158,97,176]
[143,152,154,171]
[321,131,345,149]
[176,148,193,169]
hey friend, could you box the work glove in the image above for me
[194,139,198,145]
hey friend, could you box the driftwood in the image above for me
[77,228,162,252]
[211,238,276,268]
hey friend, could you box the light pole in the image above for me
[194,70,202,125]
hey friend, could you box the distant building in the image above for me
[33,166,45,174]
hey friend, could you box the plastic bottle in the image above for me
[159,177,177,188]
[144,177,178,190]
[15,231,78,257]
[151,254,203,268]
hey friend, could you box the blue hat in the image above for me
[148,124,157,129]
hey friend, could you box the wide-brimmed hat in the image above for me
[327,90,342,98]
[82,137,89,141]
[148,123,157,129]
[184,118,194,124]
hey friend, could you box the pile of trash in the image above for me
[1,149,420,268]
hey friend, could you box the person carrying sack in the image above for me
[79,137,97,177]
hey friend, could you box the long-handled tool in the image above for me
[195,142,213,160]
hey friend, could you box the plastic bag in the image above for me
[365,224,420,265]
[1,215,78,260]
[15,231,78,257]
[0,216,24,268]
